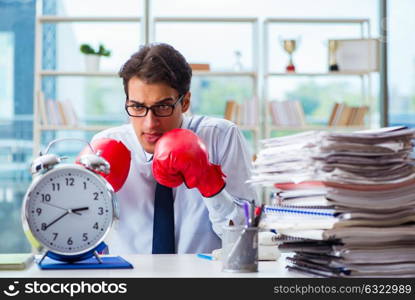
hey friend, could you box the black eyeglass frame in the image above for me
[125,94,184,117]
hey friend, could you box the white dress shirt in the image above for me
[92,115,257,254]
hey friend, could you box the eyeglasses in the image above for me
[125,94,184,117]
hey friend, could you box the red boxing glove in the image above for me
[77,138,131,192]
[152,128,226,198]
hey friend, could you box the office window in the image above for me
[0,32,14,119]
[0,0,36,253]
[388,0,415,127]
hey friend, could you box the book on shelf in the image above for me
[336,104,352,126]
[190,63,210,71]
[240,97,258,126]
[293,101,306,127]
[56,101,68,125]
[62,99,80,126]
[224,99,237,121]
[269,100,306,127]
[234,102,242,125]
[224,99,258,126]
[327,102,339,126]
[38,95,79,127]
[328,102,368,127]
[46,99,59,125]
[37,91,49,126]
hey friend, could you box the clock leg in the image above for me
[93,250,103,264]
[38,251,49,266]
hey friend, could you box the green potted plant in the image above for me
[80,43,111,72]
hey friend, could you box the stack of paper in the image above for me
[315,126,415,185]
[251,126,415,277]
[249,131,322,186]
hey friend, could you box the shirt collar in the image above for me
[143,150,153,162]
[181,115,190,129]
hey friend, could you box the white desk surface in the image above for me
[2,253,306,278]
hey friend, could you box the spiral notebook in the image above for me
[265,206,335,216]
[262,205,338,231]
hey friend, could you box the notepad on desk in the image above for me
[0,253,34,270]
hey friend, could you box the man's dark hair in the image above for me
[119,43,192,98]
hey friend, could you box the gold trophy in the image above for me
[328,40,339,71]
[280,39,298,72]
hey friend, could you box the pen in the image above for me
[243,201,251,227]
[196,253,214,261]
[254,203,265,227]
[250,200,255,227]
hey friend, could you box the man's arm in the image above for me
[202,125,257,238]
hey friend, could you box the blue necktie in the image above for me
[152,182,175,254]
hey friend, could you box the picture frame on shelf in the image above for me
[327,38,380,73]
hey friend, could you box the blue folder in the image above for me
[38,256,133,270]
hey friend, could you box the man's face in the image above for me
[127,76,190,154]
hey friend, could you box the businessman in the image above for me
[83,43,256,254]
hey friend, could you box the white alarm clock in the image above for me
[22,138,119,264]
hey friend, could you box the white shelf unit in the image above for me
[152,17,261,153]
[33,15,143,156]
[262,18,375,138]
[33,15,379,156]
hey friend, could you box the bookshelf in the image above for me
[33,15,379,157]
[263,18,376,138]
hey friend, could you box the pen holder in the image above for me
[221,225,258,273]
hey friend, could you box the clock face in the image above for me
[23,165,114,255]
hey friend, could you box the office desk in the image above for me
[2,254,305,278]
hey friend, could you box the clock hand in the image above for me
[43,207,88,230]
[71,207,89,214]
[42,202,81,216]
[44,211,69,230]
